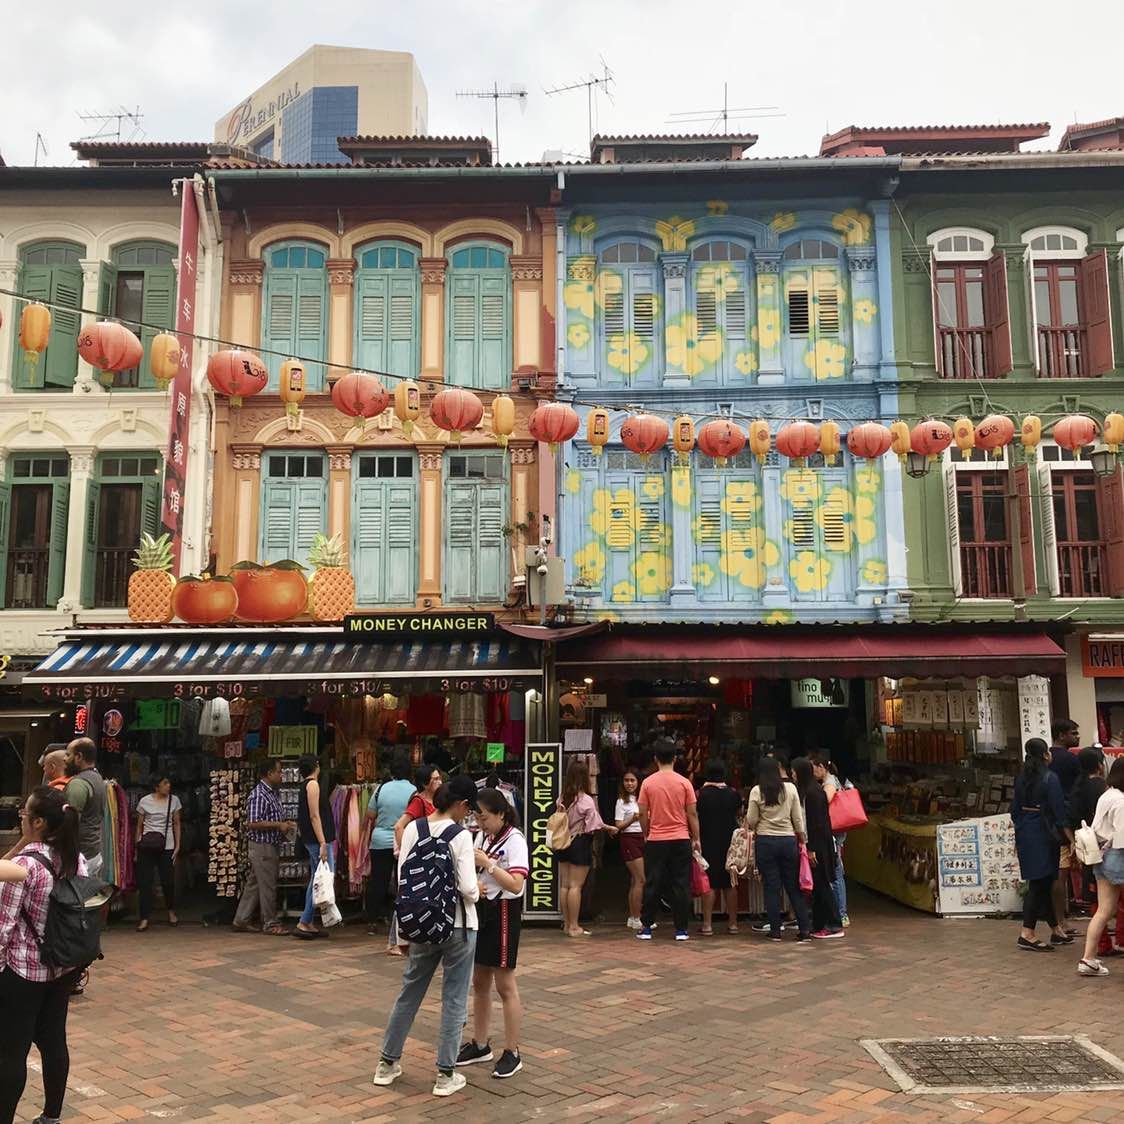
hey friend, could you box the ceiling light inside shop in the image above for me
[708,676,720,686]
[583,677,594,685]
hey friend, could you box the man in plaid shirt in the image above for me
[233,761,295,935]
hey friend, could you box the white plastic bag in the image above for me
[312,859,335,908]
[320,902,343,929]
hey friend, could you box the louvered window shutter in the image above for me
[814,267,841,337]
[634,474,666,602]
[296,273,327,390]
[1079,250,1114,376]
[1012,464,1037,597]
[985,252,1013,376]
[1036,462,1060,595]
[138,267,176,388]
[476,483,506,601]
[1095,466,1124,596]
[80,478,102,607]
[352,480,386,604]
[260,480,296,564]
[479,274,509,389]
[46,479,69,608]
[0,482,10,606]
[355,272,389,374]
[631,268,658,371]
[444,482,477,601]
[694,474,723,601]
[787,269,811,338]
[263,272,297,390]
[448,273,480,388]
[13,267,51,389]
[385,481,416,603]
[387,273,418,378]
[604,473,637,600]
[819,487,848,551]
[45,267,82,389]
[294,480,327,565]
[97,263,118,317]
[943,462,963,596]
[723,284,749,376]
[140,476,162,538]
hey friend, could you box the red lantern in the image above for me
[775,421,820,465]
[846,422,892,463]
[206,349,268,408]
[1054,414,1098,453]
[331,372,389,432]
[910,419,953,461]
[78,321,143,387]
[431,387,484,441]
[697,419,746,466]
[974,413,1015,458]
[528,402,580,449]
[620,413,669,458]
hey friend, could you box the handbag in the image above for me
[690,857,711,897]
[726,825,752,878]
[828,787,868,833]
[139,794,173,853]
[546,804,572,852]
[798,843,814,894]
[1074,820,1103,867]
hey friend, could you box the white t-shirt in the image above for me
[398,815,480,929]
[474,827,529,901]
[615,797,643,834]
[137,794,182,850]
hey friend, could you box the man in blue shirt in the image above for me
[233,760,295,935]
[1049,719,1082,796]
[365,754,417,935]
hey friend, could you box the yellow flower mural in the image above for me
[754,309,781,349]
[671,468,692,509]
[633,552,672,597]
[805,339,848,381]
[573,541,606,584]
[854,298,878,324]
[567,321,591,348]
[563,268,622,319]
[832,208,873,246]
[779,470,817,504]
[611,580,636,603]
[590,488,643,542]
[721,481,762,519]
[695,263,740,301]
[734,349,758,376]
[765,609,794,625]
[666,314,722,377]
[770,212,797,233]
[607,332,651,376]
[564,468,581,495]
[791,550,832,593]
[596,610,621,622]
[655,215,696,252]
[818,487,877,550]
[706,200,729,216]
[570,214,597,236]
[641,476,665,500]
[692,562,716,587]
[862,559,888,585]
[720,527,779,590]
[854,464,881,495]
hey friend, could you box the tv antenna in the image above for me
[545,58,615,144]
[456,83,527,164]
[33,133,48,167]
[77,105,145,143]
[666,84,783,133]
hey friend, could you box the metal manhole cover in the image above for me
[861,1035,1124,1095]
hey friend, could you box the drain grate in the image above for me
[861,1035,1124,1095]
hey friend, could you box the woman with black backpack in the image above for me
[0,785,86,1124]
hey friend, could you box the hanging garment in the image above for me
[449,693,487,739]
[406,694,446,736]
[347,790,363,896]
[200,698,232,738]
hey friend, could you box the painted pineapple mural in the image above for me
[127,533,176,623]
[307,533,355,622]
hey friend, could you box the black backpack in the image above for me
[395,819,465,944]
[20,851,107,971]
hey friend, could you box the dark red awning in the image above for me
[556,628,1065,680]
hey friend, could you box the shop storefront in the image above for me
[1079,634,1124,753]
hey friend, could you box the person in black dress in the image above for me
[791,756,844,939]
[295,755,336,939]
[696,760,742,935]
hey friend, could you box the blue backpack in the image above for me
[395,819,465,944]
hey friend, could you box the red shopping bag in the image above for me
[798,843,814,894]
[690,858,711,897]
[828,787,868,833]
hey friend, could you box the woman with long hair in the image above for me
[615,769,645,930]
[792,757,844,939]
[1078,757,1124,976]
[0,786,86,1124]
[555,759,615,938]
[1011,738,1071,952]
[696,759,741,935]
[294,756,336,941]
[134,774,181,932]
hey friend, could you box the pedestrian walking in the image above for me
[615,769,645,931]
[1011,738,1072,952]
[1049,719,1082,926]
[232,761,294,935]
[792,757,844,939]
[1068,748,1111,926]
[812,754,851,927]
[696,760,741,935]
[363,754,415,935]
[556,759,616,938]
[637,741,699,942]
[293,756,336,941]
[456,788,528,1079]
[372,776,480,1098]
[1078,758,1124,976]
[746,757,811,942]
[62,738,105,880]
[133,775,181,932]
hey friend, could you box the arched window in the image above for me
[13,240,84,390]
[104,240,178,388]
[689,239,752,383]
[354,240,420,378]
[262,240,329,390]
[781,236,847,381]
[597,238,660,386]
[446,240,511,390]
[782,239,839,261]
[928,228,994,260]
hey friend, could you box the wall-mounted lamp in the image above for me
[1090,445,1118,478]
[905,451,931,479]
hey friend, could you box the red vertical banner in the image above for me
[162,179,200,575]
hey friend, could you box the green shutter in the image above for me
[97,262,118,316]
[693,474,724,601]
[45,267,82,390]
[295,273,327,391]
[80,479,101,607]
[479,274,508,389]
[260,480,295,564]
[138,267,176,388]
[476,482,505,601]
[447,272,479,387]
[46,479,70,607]
[385,481,415,603]
[444,481,477,601]
[352,477,416,605]
[354,271,389,374]
[387,273,418,378]
[140,475,161,537]
[262,271,297,389]
[12,267,51,390]
[294,480,326,564]
[0,481,10,606]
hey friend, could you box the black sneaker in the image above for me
[492,1049,523,1079]
[796,932,812,944]
[455,1040,493,1067]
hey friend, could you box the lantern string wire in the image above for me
[0,285,1102,432]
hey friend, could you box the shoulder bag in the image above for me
[546,802,572,852]
[828,787,868,833]
[139,795,173,853]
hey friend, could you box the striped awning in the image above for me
[25,633,542,699]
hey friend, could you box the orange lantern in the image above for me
[331,372,390,432]
[698,419,746,467]
[1020,415,1042,452]
[1103,412,1124,454]
[431,387,484,442]
[278,359,306,418]
[953,416,975,460]
[672,415,695,464]
[775,421,820,466]
[910,419,953,461]
[394,379,421,437]
[491,394,515,447]
[748,419,771,463]
[149,332,180,391]
[819,420,841,465]
[528,402,580,451]
[620,413,669,460]
[846,422,892,463]
[206,349,269,408]
[889,421,912,462]
[19,303,51,364]
[587,407,611,456]
[78,321,143,387]
[1054,413,1098,453]
[974,413,1015,459]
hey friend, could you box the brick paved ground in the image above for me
[13,888,1124,1123]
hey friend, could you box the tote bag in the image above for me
[797,843,814,894]
[828,787,868,833]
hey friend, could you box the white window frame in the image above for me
[928,227,994,262]
[1021,226,1088,260]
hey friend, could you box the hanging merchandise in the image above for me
[819,420,841,464]
[672,414,695,464]
[449,692,487,739]
[491,394,515,446]
[846,422,892,463]
[208,766,252,898]
[19,302,51,364]
[200,697,232,738]
[1020,415,1042,452]
[149,332,181,391]
[394,379,421,436]
[775,421,819,466]
[953,416,975,459]
[279,358,306,417]
[974,413,1015,458]
[528,401,580,452]
[431,387,484,441]
[911,419,953,461]
[587,407,610,455]
[1104,412,1124,453]
[620,412,669,460]
[889,421,912,462]
[699,418,747,466]
[206,348,269,408]
[748,418,771,462]
[331,371,389,432]
[1054,414,1098,453]
[78,321,144,388]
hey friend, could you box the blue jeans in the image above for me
[832,834,848,918]
[380,931,478,1072]
[755,834,810,935]
[300,842,335,926]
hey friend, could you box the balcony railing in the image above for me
[1037,326,1087,378]
[5,548,49,609]
[1057,541,1107,597]
[939,328,992,379]
[93,547,133,608]
[961,542,1012,598]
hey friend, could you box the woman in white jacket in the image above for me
[1078,758,1124,976]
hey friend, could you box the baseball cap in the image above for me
[444,775,478,809]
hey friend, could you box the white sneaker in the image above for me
[433,1070,467,1097]
[372,1059,402,1086]
[1078,958,1110,977]
[626,916,640,930]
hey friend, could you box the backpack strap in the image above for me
[433,824,467,938]
[16,850,56,946]
[416,817,432,841]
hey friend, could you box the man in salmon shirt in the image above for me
[636,740,700,942]
[39,747,69,791]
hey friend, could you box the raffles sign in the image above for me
[343,613,495,638]
[1083,637,1124,677]
[523,742,562,919]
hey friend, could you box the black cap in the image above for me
[445,775,478,809]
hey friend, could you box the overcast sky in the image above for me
[2,0,1117,166]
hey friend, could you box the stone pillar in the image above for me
[419,258,446,379]
[565,255,596,377]
[847,246,879,382]
[76,260,103,395]
[417,444,443,605]
[59,447,95,611]
[536,208,558,379]
[870,200,899,380]
[761,460,789,609]
[669,463,695,602]
[0,261,18,393]
[510,256,543,377]
[227,259,263,365]
[326,447,352,543]
[755,251,783,385]
[326,259,355,387]
[509,441,535,576]
[660,252,689,387]
[228,446,262,567]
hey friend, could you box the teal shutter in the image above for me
[138,267,176,388]
[601,268,658,386]
[12,267,51,390]
[604,472,636,601]
[46,479,69,607]
[140,476,161,537]
[694,474,724,601]
[296,273,327,390]
[0,481,10,606]
[476,483,505,601]
[447,272,479,387]
[45,267,82,390]
[387,273,418,377]
[97,263,118,316]
[355,271,388,374]
[479,274,508,389]
[352,478,416,605]
[629,267,659,387]
[444,482,477,601]
[385,481,415,602]
[262,272,296,389]
[294,481,325,564]
[80,479,101,607]
[260,480,296,564]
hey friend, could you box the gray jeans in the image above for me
[233,841,280,929]
[380,931,477,1072]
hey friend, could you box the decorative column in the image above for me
[76,260,102,394]
[228,446,262,567]
[761,458,789,609]
[510,256,543,377]
[536,208,558,379]
[326,447,352,542]
[419,258,446,379]
[416,444,444,606]
[755,251,784,385]
[509,441,536,575]
[847,247,879,382]
[669,463,695,603]
[326,259,355,385]
[0,261,18,393]
[59,447,95,611]
[870,200,899,380]
[565,255,596,377]
[228,259,263,361]
[660,252,689,387]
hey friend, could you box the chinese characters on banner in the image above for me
[937,815,1021,915]
[161,178,200,574]
[1017,674,1052,748]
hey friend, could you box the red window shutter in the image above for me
[985,252,1013,376]
[930,251,944,376]
[1079,249,1114,376]
[1012,464,1037,597]
[1096,466,1124,596]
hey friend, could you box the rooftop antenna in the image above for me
[456,83,527,164]
[76,105,144,143]
[545,58,615,144]
[666,85,783,133]
[33,133,48,167]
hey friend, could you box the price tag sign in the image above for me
[486,742,505,763]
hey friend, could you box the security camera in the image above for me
[536,562,549,577]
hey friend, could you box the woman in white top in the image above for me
[1079,758,1124,976]
[134,775,181,931]
[615,770,645,930]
